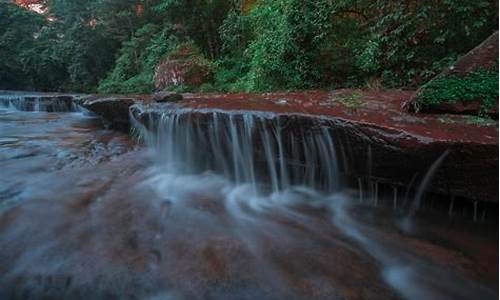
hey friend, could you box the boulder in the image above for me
[152,91,183,103]
[81,97,136,130]
[441,31,498,78]
[153,45,211,91]
[405,31,499,116]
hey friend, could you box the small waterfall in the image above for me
[131,104,341,194]
[128,104,497,300]
[409,149,450,215]
[0,94,81,112]
[401,149,450,232]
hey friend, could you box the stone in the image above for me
[81,97,136,130]
[153,45,211,91]
[404,31,499,115]
[130,89,498,202]
[152,92,183,103]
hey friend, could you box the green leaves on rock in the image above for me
[416,67,499,116]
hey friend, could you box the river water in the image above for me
[0,98,497,300]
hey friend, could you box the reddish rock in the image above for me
[153,46,211,91]
[423,101,498,116]
[81,96,136,130]
[152,91,183,103]
[441,31,498,78]
[80,88,498,202]
[131,89,498,202]
[405,31,499,115]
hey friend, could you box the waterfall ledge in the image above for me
[122,91,498,202]
[80,89,498,202]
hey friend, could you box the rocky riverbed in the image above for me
[0,91,497,300]
[78,89,499,203]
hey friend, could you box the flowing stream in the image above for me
[0,95,497,300]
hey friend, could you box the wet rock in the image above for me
[81,97,136,130]
[131,97,498,203]
[152,91,183,103]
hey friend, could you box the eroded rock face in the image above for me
[81,96,136,130]
[130,103,498,203]
[81,89,497,202]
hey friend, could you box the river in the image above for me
[0,95,497,300]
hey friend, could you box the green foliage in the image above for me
[367,0,497,87]
[438,115,498,127]
[417,67,499,115]
[217,0,336,91]
[98,23,180,93]
[335,92,366,109]
[0,3,44,90]
[216,0,497,91]
[0,1,141,92]
[1,0,498,93]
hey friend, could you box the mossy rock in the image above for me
[406,31,499,117]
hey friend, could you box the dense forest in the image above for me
[1,0,498,93]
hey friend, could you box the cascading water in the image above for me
[132,104,340,195]
[0,97,495,300]
[400,149,451,232]
[129,103,497,300]
[0,94,81,112]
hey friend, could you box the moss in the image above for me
[437,114,498,127]
[416,67,498,116]
[335,92,366,109]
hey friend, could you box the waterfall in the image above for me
[401,149,450,232]
[127,103,497,300]
[131,104,341,195]
[0,94,81,112]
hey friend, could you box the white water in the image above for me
[0,94,82,112]
[133,106,340,195]
[131,104,496,300]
